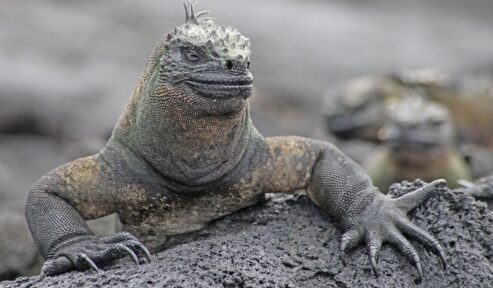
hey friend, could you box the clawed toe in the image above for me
[127,240,152,263]
[101,233,151,264]
[79,253,101,272]
[366,235,382,278]
[431,179,447,188]
[339,229,362,266]
[394,179,447,212]
[116,243,140,265]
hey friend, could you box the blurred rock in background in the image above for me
[1,0,493,280]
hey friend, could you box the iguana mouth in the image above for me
[186,75,253,99]
[189,75,253,86]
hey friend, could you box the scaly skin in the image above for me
[26,2,446,283]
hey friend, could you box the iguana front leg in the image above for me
[261,136,447,282]
[25,155,150,277]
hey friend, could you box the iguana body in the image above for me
[364,97,471,191]
[26,2,446,282]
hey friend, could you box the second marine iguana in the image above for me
[363,96,471,191]
[323,70,493,150]
[25,2,447,282]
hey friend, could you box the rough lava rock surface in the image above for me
[3,180,493,288]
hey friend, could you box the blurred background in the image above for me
[1,0,493,280]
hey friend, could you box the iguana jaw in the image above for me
[185,73,253,99]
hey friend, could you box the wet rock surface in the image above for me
[3,181,493,288]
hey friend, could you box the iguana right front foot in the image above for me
[337,179,447,283]
[40,232,151,277]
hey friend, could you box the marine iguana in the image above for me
[323,70,493,150]
[363,96,471,191]
[25,2,447,282]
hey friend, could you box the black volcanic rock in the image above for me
[2,181,493,288]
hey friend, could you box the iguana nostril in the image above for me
[226,60,234,70]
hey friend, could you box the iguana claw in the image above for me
[116,243,139,265]
[79,253,101,272]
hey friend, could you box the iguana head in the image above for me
[381,94,455,152]
[112,2,254,184]
[148,1,253,115]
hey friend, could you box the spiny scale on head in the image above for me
[387,95,449,126]
[183,0,207,25]
[165,0,251,59]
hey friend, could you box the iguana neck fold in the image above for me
[130,92,252,188]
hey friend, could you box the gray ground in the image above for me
[3,181,493,288]
[1,0,493,282]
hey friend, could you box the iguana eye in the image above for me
[184,50,201,62]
